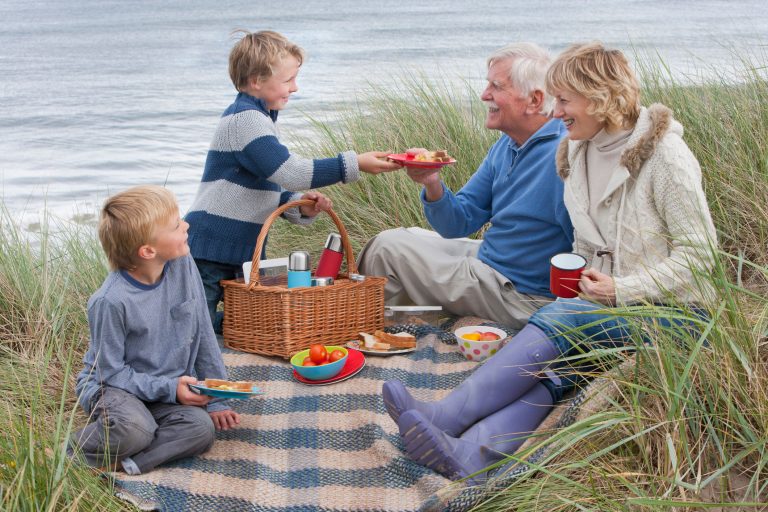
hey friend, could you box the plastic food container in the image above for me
[242,257,288,285]
[384,305,443,327]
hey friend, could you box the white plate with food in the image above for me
[346,331,417,356]
[345,339,416,356]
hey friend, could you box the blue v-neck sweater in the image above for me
[424,119,574,296]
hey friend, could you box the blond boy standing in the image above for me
[185,30,401,333]
[71,185,240,475]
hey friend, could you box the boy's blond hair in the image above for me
[98,185,178,271]
[546,42,641,130]
[229,30,305,92]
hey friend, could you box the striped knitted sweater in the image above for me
[185,93,360,266]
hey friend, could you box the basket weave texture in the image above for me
[221,200,386,359]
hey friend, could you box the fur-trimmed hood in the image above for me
[556,103,682,179]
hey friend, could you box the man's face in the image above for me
[480,59,530,135]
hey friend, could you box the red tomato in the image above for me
[328,349,346,363]
[308,344,328,364]
[479,332,500,341]
[302,356,314,365]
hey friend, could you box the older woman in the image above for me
[381,42,718,481]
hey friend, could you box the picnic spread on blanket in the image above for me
[106,203,625,510]
[111,320,617,512]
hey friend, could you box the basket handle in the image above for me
[247,199,356,289]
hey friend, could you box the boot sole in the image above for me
[399,410,468,481]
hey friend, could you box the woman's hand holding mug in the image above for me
[578,268,616,305]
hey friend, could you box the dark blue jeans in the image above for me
[529,298,707,400]
[195,259,240,335]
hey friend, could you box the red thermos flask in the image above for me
[315,233,343,279]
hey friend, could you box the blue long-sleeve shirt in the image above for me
[75,254,229,414]
[424,119,573,296]
[185,93,360,266]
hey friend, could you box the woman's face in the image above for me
[552,89,605,140]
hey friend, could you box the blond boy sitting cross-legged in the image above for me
[69,185,240,475]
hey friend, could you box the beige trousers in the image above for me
[356,227,551,329]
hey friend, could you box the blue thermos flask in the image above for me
[287,251,311,288]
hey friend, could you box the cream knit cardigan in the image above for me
[556,104,717,305]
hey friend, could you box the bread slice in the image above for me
[357,332,391,351]
[203,378,254,392]
[374,330,417,348]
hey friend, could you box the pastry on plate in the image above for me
[202,378,254,392]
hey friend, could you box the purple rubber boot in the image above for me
[398,409,500,482]
[397,383,553,481]
[382,324,558,437]
[460,382,554,454]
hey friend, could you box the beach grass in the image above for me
[1,55,767,510]
[0,209,127,510]
[634,50,768,289]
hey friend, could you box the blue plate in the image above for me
[188,383,264,399]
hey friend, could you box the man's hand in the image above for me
[405,167,442,186]
[210,409,241,431]
[357,151,403,174]
[176,376,210,406]
[403,148,444,201]
[299,191,332,217]
[579,268,616,305]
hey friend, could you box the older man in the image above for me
[357,43,573,328]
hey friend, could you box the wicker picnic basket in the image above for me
[221,199,386,359]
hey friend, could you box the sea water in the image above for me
[1,0,766,227]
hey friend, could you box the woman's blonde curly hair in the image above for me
[546,42,640,130]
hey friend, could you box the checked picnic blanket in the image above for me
[111,319,624,512]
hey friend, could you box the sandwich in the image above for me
[374,330,417,348]
[357,331,417,350]
[202,379,255,392]
[358,332,391,351]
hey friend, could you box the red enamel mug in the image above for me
[550,253,587,298]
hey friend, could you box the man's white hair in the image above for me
[487,43,553,114]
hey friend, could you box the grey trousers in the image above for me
[70,386,215,474]
[357,227,551,329]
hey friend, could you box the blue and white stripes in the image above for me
[186,93,359,266]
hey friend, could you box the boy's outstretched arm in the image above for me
[357,151,402,174]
